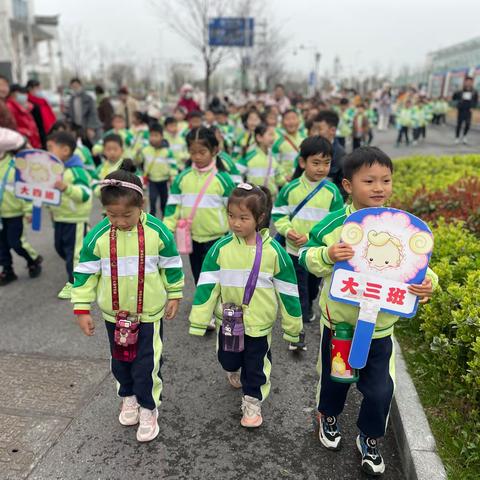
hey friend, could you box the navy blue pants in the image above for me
[148,180,169,217]
[217,330,272,401]
[290,254,321,324]
[54,222,87,284]
[105,320,164,410]
[317,325,395,438]
[0,216,35,271]
[189,238,219,285]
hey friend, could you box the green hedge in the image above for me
[391,154,480,205]
[392,155,480,476]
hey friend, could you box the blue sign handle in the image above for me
[32,203,42,231]
[349,319,375,369]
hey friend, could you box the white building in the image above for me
[0,0,61,89]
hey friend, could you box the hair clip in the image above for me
[237,183,253,191]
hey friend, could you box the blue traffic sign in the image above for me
[208,17,254,47]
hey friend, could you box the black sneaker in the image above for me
[318,414,342,450]
[356,433,385,476]
[289,331,307,351]
[28,257,43,278]
[0,270,18,286]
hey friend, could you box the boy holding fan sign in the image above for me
[299,147,438,476]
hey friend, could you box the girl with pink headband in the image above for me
[72,158,184,443]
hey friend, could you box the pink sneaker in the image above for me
[240,395,263,428]
[136,407,159,442]
[118,395,139,426]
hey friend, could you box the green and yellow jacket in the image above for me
[49,155,92,223]
[272,130,305,179]
[164,132,188,171]
[237,147,285,195]
[273,174,343,255]
[139,145,177,182]
[163,167,235,243]
[0,155,31,218]
[72,213,184,323]
[299,204,438,338]
[189,230,302,341]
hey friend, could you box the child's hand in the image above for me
[294,235,308,247]
[408,277,433,304]
[77,314,95,336]
[165,299,180,320]
[287,230,301,242]
[54,180,67,192]
[328,242,355,262]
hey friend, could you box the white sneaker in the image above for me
[119,395,140,426]
[240,395,263,428]
[454,138,460,145]
[136,407,159,442]
[227,371,242,389]
[462,136,469,144]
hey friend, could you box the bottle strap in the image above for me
[283,134,300,152]
[110,220,146,314]
[187,168,217,223]
[242,232,263,306]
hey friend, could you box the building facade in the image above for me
[0,0,61,89]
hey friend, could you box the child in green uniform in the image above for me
[237,124,285,196]
[47,131,92,299]
[72,159,184,443]
[94,134,124,195]
[0,131,42,285]
[189,183,302,428]
[138,123,176,218]
[272,109,306,182]
[164,117,188,171]
[299,147,437,475]
[273,136,343,350]
[395,100,413,147]
[164,127,235,286]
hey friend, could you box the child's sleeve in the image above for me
[274,159,286,187]
[156,223,184,299]
[425,267,439,291]
[236,149,254,176]
[163,174,182,232]
[271,242,302,343]
[328,183,344,212]
[71,234,101,314]
[219,171,236,205]
[272,185,293,237]
[168,149,178,178]
[299,215,339,278]
[64,169,91,204]
[189,243,222,336]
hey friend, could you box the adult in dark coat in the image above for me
[65,78,100,147]
[95,85,114,132]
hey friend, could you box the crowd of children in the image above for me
[0,88,440,477]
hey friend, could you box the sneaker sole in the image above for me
[137,423,160,442]
[241,417,263,428]
[356,436,385,475]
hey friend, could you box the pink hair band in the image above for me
[99,179,144,197]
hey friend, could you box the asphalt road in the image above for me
[2,123,476,480]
